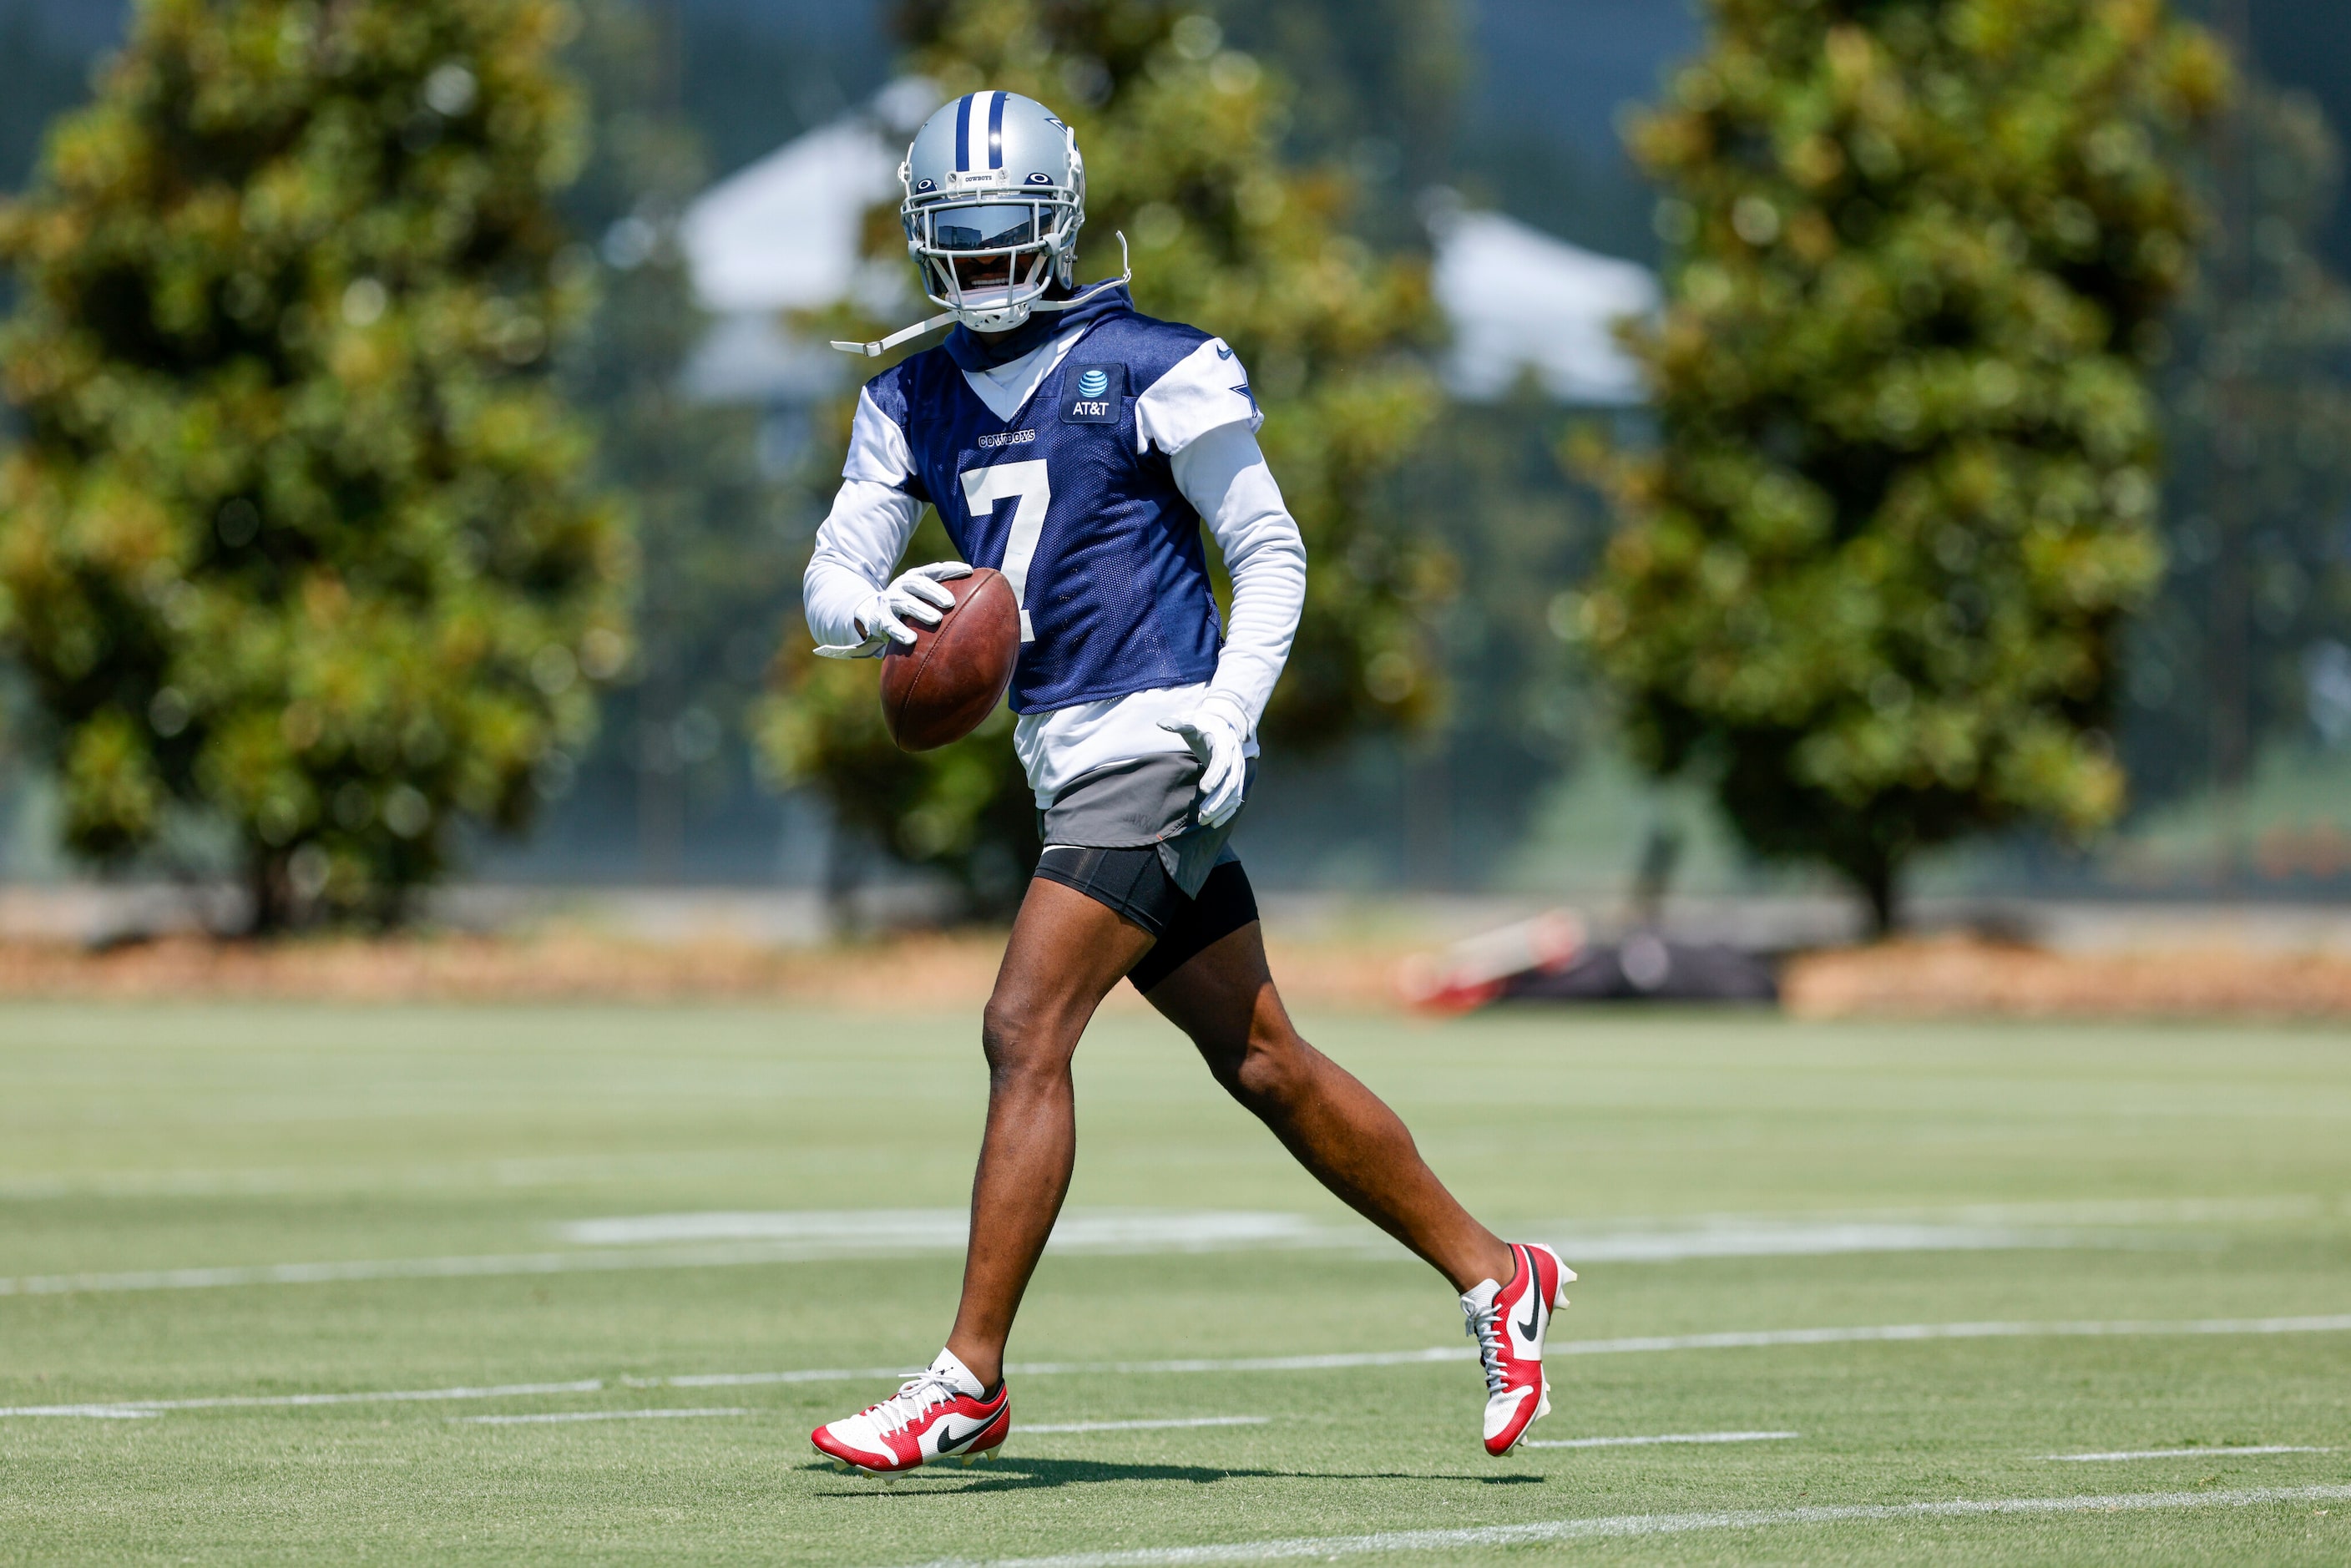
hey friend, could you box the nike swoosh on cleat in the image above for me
[1517,1295,1543,1347]
[933,1415,994,1454]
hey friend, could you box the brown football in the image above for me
[879,567,1021,751]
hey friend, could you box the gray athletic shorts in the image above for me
[1034,751,1251,898]
[1030,752,1261,988]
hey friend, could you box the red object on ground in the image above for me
[1398,910,1585,1014]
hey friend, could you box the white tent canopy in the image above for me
[1431,209,1657,406]
[677,95,1656,409]
[680,118,902,319]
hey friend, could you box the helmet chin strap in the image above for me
[832,233,1130,358]
[829,308,961,360]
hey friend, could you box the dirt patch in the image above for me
[14,928,2344,1020]
[0,930,1415,1014]
[1783,935,2351,1020]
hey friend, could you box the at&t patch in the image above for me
[1060,363,1125,424]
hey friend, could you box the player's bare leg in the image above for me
[943,878,1156,1388]
[1144,920,1568,1454]
[1141,921,1514,1293]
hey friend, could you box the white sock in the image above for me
[929,1347,987,1398]
[1459,1277,1501,1315]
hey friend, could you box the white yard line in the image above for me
[651,1365,948,1389]
[451,1407,747,1425]
[1878,1196,2332,1227]
[559,1208,2148,1264]
[1023,1417,1272,1434]
[1543,1196,2334,1232]
[1553,1313,2351,1355]
[0,1378,606,1418]
[3,1208,2202,1298]
[641,1350,1471,1394]
[2048,1445,2331,1461]
[889,1485,2351,1566]
[558,1210,1341,1251]
[1539,1224,2120,1263]
[1523,1430,1798,1449]
[1008,1348,1475,1377]
[9,1313,2351,1420]
[0,1244,934,1296]
[0,1229,1380,1297]
[0,1151,762,1201]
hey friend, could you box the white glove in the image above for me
[1160,692,1251,829]
[814,561,973,659]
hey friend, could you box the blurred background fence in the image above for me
[2,0,2348,941]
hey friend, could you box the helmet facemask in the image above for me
[902,164,1084,333]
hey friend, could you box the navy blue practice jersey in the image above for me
[847,291,1264,715]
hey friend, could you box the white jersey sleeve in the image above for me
[1135,336,1265,457]
[803,387,928,654]
[841,383,922,489]
[1169,420,1305,736]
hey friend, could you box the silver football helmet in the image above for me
[904,89,1083,330]
[832,90,1130,357]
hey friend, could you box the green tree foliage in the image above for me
[759,0,1448,915]
[2126,76,2351,814]
[1210,0,1465,246]
[0,0,629,927]
[1580,0,2224,930]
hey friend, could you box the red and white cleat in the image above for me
[811,1350,1009,1478]
[1462,1242,1575,1457]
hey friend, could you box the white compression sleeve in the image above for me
[802,478,926,653]
[1169,420,1307,733]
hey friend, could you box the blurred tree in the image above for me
[2124,76,2351,824]
[679,6,895,182]
[1210,0,1464,247]
[757,0,1449,918]
[1580,0,2225,933]
[0,0,629,928]
[553,0,800,883]
[1380,392,1615,882]
[2236,0,2351,278]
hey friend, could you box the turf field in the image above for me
[2,999,2348,1565]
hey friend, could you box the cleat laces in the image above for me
[866,1371,964,1436]
[1464,1297,1508,1395]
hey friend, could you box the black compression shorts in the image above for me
[1032,847,1260,994]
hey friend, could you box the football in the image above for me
[879,567,1021,751]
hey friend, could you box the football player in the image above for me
[802,90,1572,1477]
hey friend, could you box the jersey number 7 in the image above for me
[960,460,1051,643]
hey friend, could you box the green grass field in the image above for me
[3,999,2348,1564]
